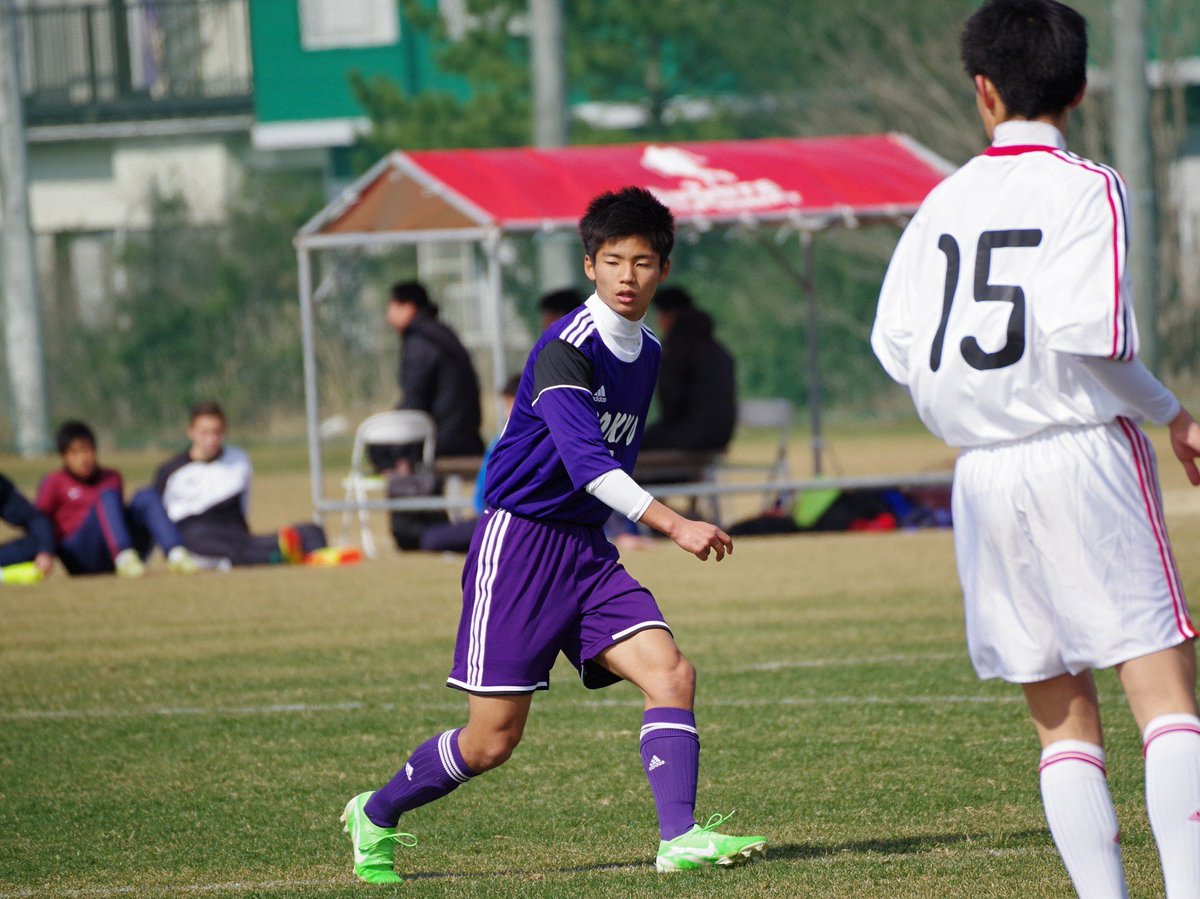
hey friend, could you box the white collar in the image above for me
[584,293,643,362]
[991,120,1066,150]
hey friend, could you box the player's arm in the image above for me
[871,212,926,385]
[239,452,253,519]
[1168,407,1200,486]
[584,467,731,561]
[638,496,732,561]
[533,340,731,561]
[151,461,171,497]
[532,339,629,488]
[1041,172,1135,360]
[1075,355,1199,484]
[33,473,58,518]
[0,477,55,572]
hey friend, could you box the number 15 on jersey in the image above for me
[929,228,1042,373]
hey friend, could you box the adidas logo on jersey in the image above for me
[648,755,666,772]
[593,385,607,403]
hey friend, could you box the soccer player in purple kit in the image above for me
[341,186,766,883]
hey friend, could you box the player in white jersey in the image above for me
[872,2,1200,896]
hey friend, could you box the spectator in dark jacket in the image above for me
[386,281,484,460]
[538,286,585,331]
[0,473,55,580]
[642,286,737,452]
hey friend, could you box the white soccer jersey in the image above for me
[872,120,1138,447]
[157,445,253,523]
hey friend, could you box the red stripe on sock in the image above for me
[1142,724,1200,756]
[1039,752,1107,776]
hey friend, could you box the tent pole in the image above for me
[484,231,508,425]
[297,244,325,524]
[749,229,824,477]
[803,231,824,477]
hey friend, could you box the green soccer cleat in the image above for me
[167,546,200,575]
[113,548,145,579]
[341,791,417,884]
[655,811,766,872]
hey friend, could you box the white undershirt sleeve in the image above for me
[1076,355,1181,426]
[584,468,654,522]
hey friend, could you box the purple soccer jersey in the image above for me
[450,294,671,693]
[484,296,661,527]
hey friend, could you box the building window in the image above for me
[298,0,399,50]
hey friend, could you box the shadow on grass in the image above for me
[398,829,1050,881]
[766,828,1050,862]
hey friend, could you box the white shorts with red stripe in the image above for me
[953,418,1194,683]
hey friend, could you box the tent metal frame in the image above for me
[293,137,953,523]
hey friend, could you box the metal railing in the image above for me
[16,0,252,125]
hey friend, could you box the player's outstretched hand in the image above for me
[669,517,733,561]
[638,499,733,561]
[1169,408,1200,486]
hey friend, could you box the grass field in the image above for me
[1,425,1198,897]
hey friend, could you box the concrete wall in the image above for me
[25,132,248,232]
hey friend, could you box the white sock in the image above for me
[1143,713,1200,898]
[1039,740,1128,898]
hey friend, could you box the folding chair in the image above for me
[341,410,436,558]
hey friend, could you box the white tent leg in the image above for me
[484,230,508,423]
[802,231,824,477]
[297,245,325,526]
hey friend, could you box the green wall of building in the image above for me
[249,2,467,125]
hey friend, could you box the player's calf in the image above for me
[1143,714,1200,895]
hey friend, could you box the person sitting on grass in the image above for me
[35,421,198,578]
[153,401,326,567]
[0,472,56,585]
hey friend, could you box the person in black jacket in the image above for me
[0,473,56,579]
[642,286,737,452]
[386,281,484,460]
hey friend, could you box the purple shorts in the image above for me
[447,507,671,694]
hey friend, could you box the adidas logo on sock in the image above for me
[648,755,666,772]
[1189,810,1200,823]
[405,762,414,781]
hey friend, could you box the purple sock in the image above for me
[364,728,476,828]
[640,708,700,841]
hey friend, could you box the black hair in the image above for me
[538,287,585,318]
[960,0,1088,119]
[189,400,226,424]
[652,285,695,313]
[579,186,675,263]
[389,280,439,317]
[56,420,96,455]
[502,374,521,397]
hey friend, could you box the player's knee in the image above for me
[462,728,521,772]
[675,657,697,699]
[646,656,695,706]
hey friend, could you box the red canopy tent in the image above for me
[294,135,951,520]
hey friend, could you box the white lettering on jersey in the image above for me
[598,411,642,447]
